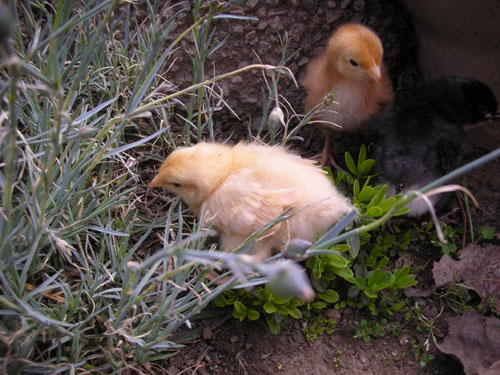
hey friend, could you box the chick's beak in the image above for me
[369,65,382,84]
[149,176,161,188]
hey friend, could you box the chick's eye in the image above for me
[172,182,182,188]
[349,59,358,67]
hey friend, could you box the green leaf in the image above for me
[441,243,457,255]
[233,301,247,314]
[368,185,388,208]
[345,151,357,175]
[368,269,382,289]
[355,276,366,290]
[272,296,291,305]
[365,206,384,217]
[318,289,339,303]
[323,166,334,182]
[333,267,355,283]
[371,271,392,291]
[377,256,389,269]
[348,285,360,297]
[289,298,302,309]
[276,305,288,315]
[357,144,367,168]
[212,295,226,308]
[311,301,327,309]
[248,310,260,320]
[358,159,375,176]
[396,275,418,289]
[364,290,377,299]
[394,208,411,216]
[478,226,495,240]
[288,306,302,319]
[263,301,276,314]
[378,197,397,212]
[348,233,360,259]
[334,170,346,185]
[267,317,281,334]
[325,254,348,268]
[232,310,246,321]
[353,179,360,199]
[257,288,268,301]
[358,184,374,203]
[333,244,350,253]
[390,301,406,311]
[394,265,410,282]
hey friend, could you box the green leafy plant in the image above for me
[353,318,388,342]
[303,316,337,341]
[477,226,496,241]
[214,284,304,333]
[340,145,410,218]
[303,149,418,316]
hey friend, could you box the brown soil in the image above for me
[166,305,463,375]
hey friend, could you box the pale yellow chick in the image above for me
[303,23,394,168]
[149,142,354,260]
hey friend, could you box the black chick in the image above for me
[371,76,498,216]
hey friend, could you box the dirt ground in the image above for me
[138,1,500,374]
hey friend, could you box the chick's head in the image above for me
[149,143,232,213]
[327,23,384,84]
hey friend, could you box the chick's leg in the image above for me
[309,129,341,169]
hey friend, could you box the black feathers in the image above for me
[371,77,498,216]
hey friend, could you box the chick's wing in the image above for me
[206,169,296,236]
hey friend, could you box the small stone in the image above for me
[326,10,343,24]
[298,57,309,67]
[232,25,244,35]
[359,353,371,367]
[325,309,341,321]
[203,326,212,340]
[297,11,308,21]
[270,16,283,31]
[257,41,271,55]
[230,335,239,343]
[245,30,257,40]
[242,95,258,104]
[353,0,365,12]
[231,76,243,84]
[257,21,269,30]
[268,9,288,16]
[340,0,351,9]
[399,333,411,346]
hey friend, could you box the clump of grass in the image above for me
[0,1,296,372]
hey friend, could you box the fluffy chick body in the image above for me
[303,23,394,166]
[371,76,498,216]
[149,142,354,260]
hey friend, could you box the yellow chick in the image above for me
[149,142,354,260]
[303,23,394,168]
